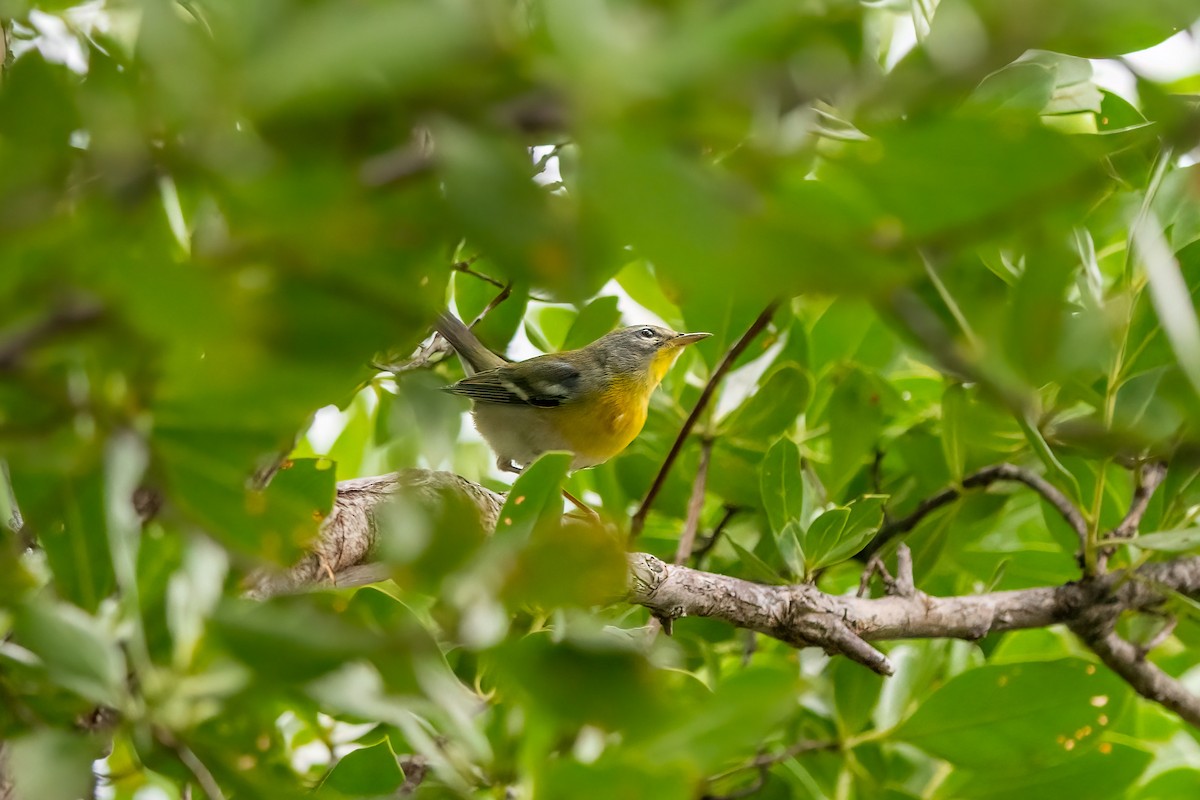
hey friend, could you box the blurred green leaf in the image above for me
[1131,528,1200,552]
[494,452,572,544]
[319,738,405,797]
[6,729,104,800]
[895,659,1129,768]
[720,363,810,441]
[938,740,1151,800]
[13,599,125,706]
[563,295,622,350]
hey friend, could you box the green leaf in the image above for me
[972,62,1057,113]
[720,363,810,441]
[13,599,125,706]
[831,656,885,735]
[760,438,804,535]
[777,520,806,578]
[730,541,787,585]
[805,495,886,571]
[563,295,622,350]
[894,659,1129,769]
[1131,528,1200,552]
[320,738,405,796]
[6,729,104,800]
[615,260,684,330]
[938,740,1151,800]
[801,507,848,570]
[1136,768,1200,800]
[494,452,573,544]
[642,666,802,767]
[824,368,886,498]
[941,383,968,482]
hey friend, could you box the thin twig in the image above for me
[704,738,837,798]
[863,463,1088,558]
[158,733,225,800]
[469,282,513,327]
[631,301,779,539]
[674,439,714,565]
[691,505,741,564]
[1111,461,1168,540]
[0,300,104,372]
[1097,460,1168,572]
[373,280,514,375]
[452,257,501,288]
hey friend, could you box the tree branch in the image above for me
[0,299,104,372]
[865,462,1088,557]
[631,301,778,539]
[1070,604,1200,727]
[252,468,1200,726]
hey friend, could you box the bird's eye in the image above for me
[638,328,655,339]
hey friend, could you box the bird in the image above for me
[433,312,710,476]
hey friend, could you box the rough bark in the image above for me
[248,468,1200,726]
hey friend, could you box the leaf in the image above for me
[493,452,573,544]
[13,599,126,706]
[894,659,1129,769]
[730,542,787,585]
[777,520,806,579]
[642,666,802,767]
[720,363,811,441]
[831,656,885,735]
[615,260,684,329]
[941,383,968,482]
[759,438,804,535]
[563,295,622,350]
[972,62,1057,113]
[1131,528,1200,552]
[320,738,405,796]
[6,729,104,800]
[824,368,886,498]
[806,495,886,570]
[800,508,848,571]
[939,740,1151,800]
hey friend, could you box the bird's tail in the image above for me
[433,312,508,375]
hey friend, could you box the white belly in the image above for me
[471,405,597,471]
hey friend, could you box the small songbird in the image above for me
[434,312,710,473]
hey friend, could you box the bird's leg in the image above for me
[497,457,599,523]
[562,488,601,525]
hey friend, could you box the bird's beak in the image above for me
[672,332,712,347]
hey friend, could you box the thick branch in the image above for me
[629,552,1200,664]
[631,301,778,538]
[257,468,1200,725]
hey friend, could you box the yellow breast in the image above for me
[557,377,651,464]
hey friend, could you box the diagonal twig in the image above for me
[1111,461,1168,540]
[631,301,779,539]
[1096,460,1169,572]
[691,505,741,565]
[863,462,1088,558]
[674,438,714,566]
[1071,606,1200,728]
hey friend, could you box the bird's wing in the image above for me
[443,358,582,408]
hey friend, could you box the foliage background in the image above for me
[3,0,1200,798]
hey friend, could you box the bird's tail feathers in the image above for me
[433,312,508,374]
